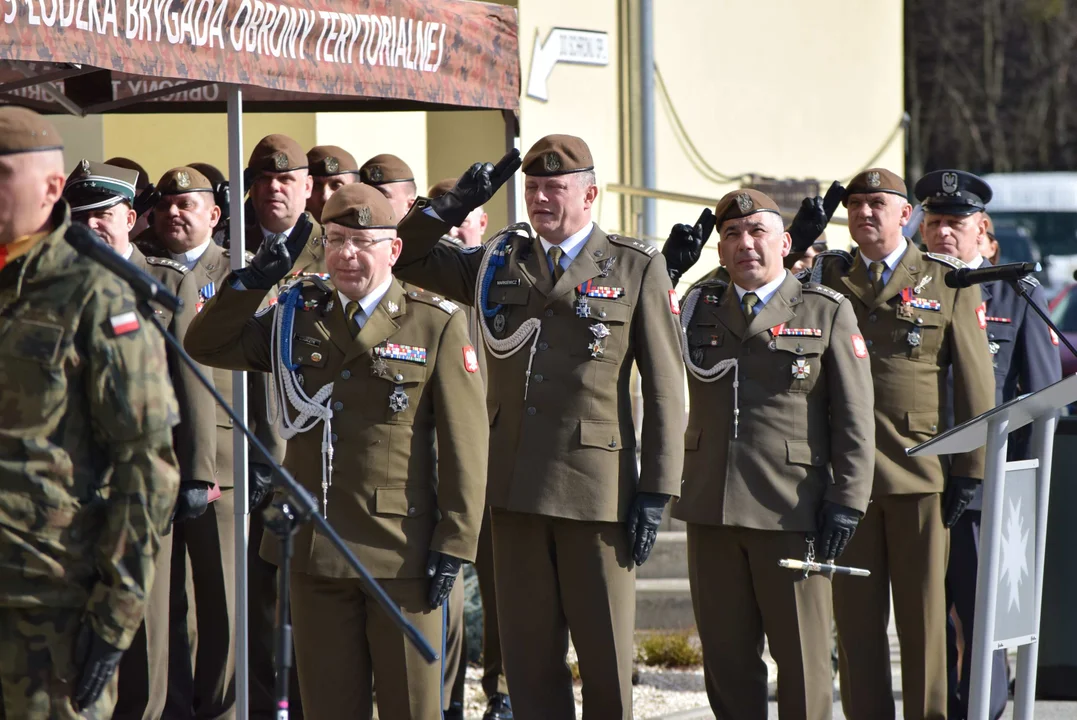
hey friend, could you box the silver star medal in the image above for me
[907,328,922,347]
[389,385,409,413]
[371,357,390,377]
[493,313,507,333]
[792,358,811,379]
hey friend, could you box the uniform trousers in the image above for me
[687,524,833,720]
[443,578,466,711]
[114,531,173,720]
[834,493,948,720]
[290,573,443,720]
[946,510,1008,720]
[491,508,635,720]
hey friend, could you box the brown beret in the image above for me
[714,188,782,225]
[155,167,215,196]
[427,177,457,199]
[522,134,594,176]
[844,168,907,204]
[248,134,307,174]
[0,106,63,156]
[308,145,359,177]
[187,162,225,188]
[359,154,414,185]
[321,182,397,230]
[64,160,138,213]
[105,157,150,190]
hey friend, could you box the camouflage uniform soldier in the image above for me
[0,107,181,718]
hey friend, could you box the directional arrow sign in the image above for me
[527,27,610,102]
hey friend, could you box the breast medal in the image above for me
[389,385,409,413]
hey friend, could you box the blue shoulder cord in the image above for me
[278,285,305,372]
[479,236,511,318]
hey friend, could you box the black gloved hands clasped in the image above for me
[173,480,212,523]
[942,475,979,528]
[627,492,671,566]
[233,213,313,291]
[72,621,124,711]
[430,150,522,227]
[426,550,465,609]
[787,180,845,253]
[816,500,861,561]
[662,208,715,286]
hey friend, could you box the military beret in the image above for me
[914,169,992,216]
[105,157,150,191]
[0,106,63,156]
[64,160,138,214]
[187,162,226,188]
[359,153,414,185]
[155,167,215,196]
[844,168,907,204]
[321,182,397,230]
[521,134,594,176]
[248,134,307,174]
[308,145,359,178]
[714,188,782,225]
[427,177,457,199]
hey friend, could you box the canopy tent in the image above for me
[1,3,520,716]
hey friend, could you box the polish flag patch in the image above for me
[851,334,868,358]
[1050,328,1060,347]
[109,311,140,336]
[669,290,680,315]
[976,302,987,330]
[463,345,480,373]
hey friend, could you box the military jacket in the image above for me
[394,209,685,523]
[184,277,487,579]
[811,241,995,495]
[672,272,875,530]
[0,203,180,650]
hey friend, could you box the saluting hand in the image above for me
[430,149,522,227]
[816,501,861,561]
[233,213,313,291]
[787,180,844,253]
[426,550,465,609]
[662,208,715,286]
[627,492,671,566]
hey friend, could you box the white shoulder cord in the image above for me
[679,286,741,438]
[269,284,336,517]
[475,229,543,400]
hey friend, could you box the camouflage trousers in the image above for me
[0,607,117,720]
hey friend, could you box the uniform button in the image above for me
[331,433,338,442]
[916,317,924,325]
[869,314,877,323]
[989,333,995,340]
[527,407,537,416]
[609,440,617,448]
[407,507,416,516]
[333,401,344,411]
[866,339,873,347]
[534,374,544,382]
[539,341,549,351]
[599,311,607,318]
[545,309,554,318]
[340,370,351,379]
[813,456,821,463]
[930,424,938,432]
[394,374,404,382]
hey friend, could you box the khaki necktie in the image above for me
[742,291,759,323]
[869,261,885,295]
[548,246,565,283]
[345,301,361,338]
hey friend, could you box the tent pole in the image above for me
[502,110,521,224]
[227,86,251,720]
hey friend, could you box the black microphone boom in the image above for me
[944,261,1041,289]
[65,225,183,313]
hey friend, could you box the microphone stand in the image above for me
[1009,279,1077,359]
[131,298,439,716]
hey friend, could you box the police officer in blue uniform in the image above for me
[915,169,1062,720]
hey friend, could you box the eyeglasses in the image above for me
[321,235,392,251]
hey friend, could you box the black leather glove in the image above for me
[72,621,124,711]
[233,213,313,290]
[249,462,274,509]
[627,492,670,566]
[787,180,845,252]
[429,150,521,227]
[662,208,715,286]
[173,480,211,523]
[942,475,979,528]
[816,501,861,561]
[426,551,464,609]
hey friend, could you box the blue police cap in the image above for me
[914,170,993,216]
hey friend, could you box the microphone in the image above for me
[65,225,182,313]
[944,261,1041,289]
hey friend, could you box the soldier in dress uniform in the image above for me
[105,156,155,238]
[360,153,418,220]
[807,168,996,720]
[425,178,510,720]
[307,145,360,222]
[0,106,180,719]
[184,182,489,719]
[675,189,875,720]
[393,135,684,719]
[915,170,1062,720]
[64,160,145,266]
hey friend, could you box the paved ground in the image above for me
[658,699,1077,719]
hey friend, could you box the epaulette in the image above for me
[924,252,967,270]
[145,256,189,274]
[222,249,256,263]
[810,249,854,284]
[802,282,845,303]
[407,288,459,315]
[608,234,658,257]
[686,277,728,297]
[1018,275,1041,290]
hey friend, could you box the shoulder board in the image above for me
[809,249,854,284]
[802,282,845,303]
[923,252,967,270]
[607,234,658,257]
[222,249,257,263]
[1018,275,1041,290]
[145,256,189,274]
[686,277,728,295]
[407,289,459,315]
[491,222,534,243]
[815,249,854,266]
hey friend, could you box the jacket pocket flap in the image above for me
[587,300,632,324]
[688,327,723,347]
[906,411,939,434]
[0,318,64,364]
[786,440,827,466]
[490,286,530,305]
[376,359,426,385]
[579,420,635,451]
[374,486,429,517]
[684,427,702,450]
[487,400,500,427]
[773,337,826,356]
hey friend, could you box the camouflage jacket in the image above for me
[0,202,181,650]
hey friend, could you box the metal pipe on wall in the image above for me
[640,0,656,241]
